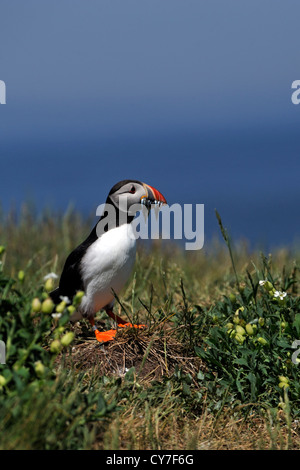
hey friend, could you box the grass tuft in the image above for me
[0,204,300,449]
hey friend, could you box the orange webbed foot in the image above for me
[117,323,146,330]
[94,328,117,343]
[93,324,146,343]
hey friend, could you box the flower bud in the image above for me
[18,270,25,282]
[67,305,76,315]
[257,337,267,346]
[235,333,245,344]
[50,339,61,354]
[0,375,7,387]
[226,323,234,330]
[73,290,84,306]
[61,332,75,347]
[239,282,246,293]
[227,328,236,338]
[229,293,236,304]
[56,301,66,313]
[235,325,246,336]
[258,317,265,326]
[0,246,5,255]
[264,281,274,292]
[41,298,54,314]
[279,381,289,389]
[245,323,254,336]
[235,306,245,315]
[44,277,55,293]
[54,326,65,337]
[278,375,289,384]
[31,298,42,313]
[34,361,45,377]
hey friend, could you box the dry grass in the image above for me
[102,403,300,450]
[64,324,205,382]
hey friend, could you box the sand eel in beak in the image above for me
[49,180,167,343]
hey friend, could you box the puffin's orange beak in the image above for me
[142,183,167,206]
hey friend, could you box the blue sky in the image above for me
[1,1,300,249]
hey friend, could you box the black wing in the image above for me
[49,224,98,304]
[49,204,114,304]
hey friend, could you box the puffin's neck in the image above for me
[81,200,135,249]
[96,200,135,237]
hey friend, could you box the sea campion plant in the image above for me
[195,212,300,414]
[0,248,113,449]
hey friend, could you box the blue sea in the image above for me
[2,126,299,253]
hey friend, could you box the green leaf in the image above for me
[197,370,205,381]
[235,378,245,400]
[125,367,136,383]
[234,357,248,367]
[293,314,300,336]
[247,372,257,401]
[194,346,204,358]
[182,382,191,396]
[95,394,107,416]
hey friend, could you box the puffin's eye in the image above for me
[129,186,136,194]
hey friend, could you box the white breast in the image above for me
[79,223,136,318]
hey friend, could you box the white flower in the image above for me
[259,280,266,286]
[51,313,62,319]
[43,272,58,281]
[59,295,71,304]
[274,290,287,301]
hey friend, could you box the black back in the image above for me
[49,183,140,304]
[50,224,98,303]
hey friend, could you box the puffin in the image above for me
[49,180,167,343]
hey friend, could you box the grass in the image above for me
[0,203,300,450]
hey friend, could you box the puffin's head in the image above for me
[107,179,167,215]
